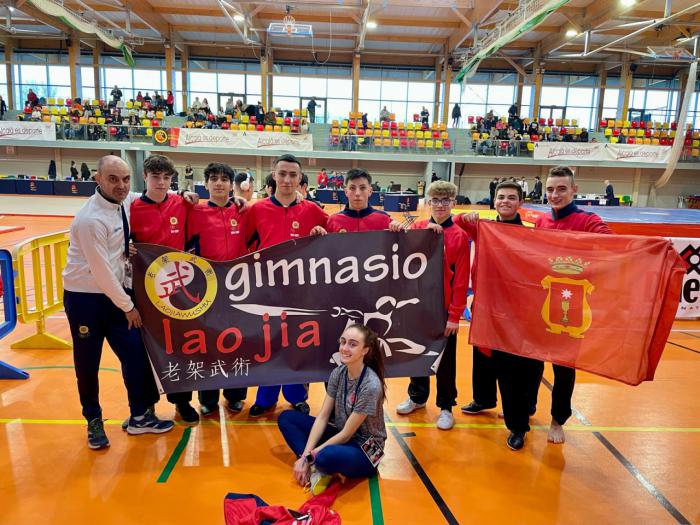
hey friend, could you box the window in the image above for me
[275,76,300,97]
[408,82,434,101]
[300,76,326,98]
[327,78,352,99]
[540,86,567,106]
[359,80,381,99]
[218,73,246,94]
[189,72,215,92]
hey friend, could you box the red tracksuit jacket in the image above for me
[412,216,470,324]
[326,206,392,233]
[130,193,190,249]
[246,196,328,249]
[535,202,613,233]
[187,201,248,261]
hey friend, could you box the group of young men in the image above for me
[63,150,611,454]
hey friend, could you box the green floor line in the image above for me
[22,365,120,373]
[156,426,192,484]
[369,475,384,525]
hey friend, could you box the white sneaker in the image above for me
[396,398,426,415]
[437,410,455,430]
[308,466,333,496]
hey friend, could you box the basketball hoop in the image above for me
[282,13,295,35]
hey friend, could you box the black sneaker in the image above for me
[200,404,219,417]
[249,403,275,417]
[226,400,244,413]
[87,418,110,450]
[507,432,526,451]
[122,405,155,431]
[460,401,497,415]
[126,412,175,435]
[176,403,200,424]
[293,401,310,415]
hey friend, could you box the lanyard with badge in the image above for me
[121,204,133,289]
[343,365,384,468]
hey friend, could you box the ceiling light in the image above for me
[367,21,377,29]
[565,28,578,37]
[620,0,635,6]
[233,14,245,22]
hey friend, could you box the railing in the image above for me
[11,230,71,350]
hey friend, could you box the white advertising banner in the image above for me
[669,237,700,319]
[174,128,313,151]
[0,121,56,142]
[533,142,671,164]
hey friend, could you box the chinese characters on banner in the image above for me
[469,222,685,386]
[132,231,447,394]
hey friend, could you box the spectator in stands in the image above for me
[136,91,144,103]
[183,164,194,191]
[452,103,461,127]
[80,163,91,181]
[605,180,615,203]
[264,110,276,126]
[508,102,518,119]
[527,119,539,136]
[420,106,429,127]
[26,88,39,108]
[143,92,152,104]
[507,126,519,156]
[201,98,211,113]
[361,112,368,129]
[166,91,174,115]
[111,85,122,103]
[479,128,498,155]
[0,95,6,120]
[529,176,543,202]
[31,106,41,121]
[154,92,163,108]
[70,161,79,179]
[519,177,529,197]
[191,97,202,112]
[307,97,321,123]
[225,97,234,114]
[380,106,390,122]
[580,128,589,142]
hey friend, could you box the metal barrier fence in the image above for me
[0,249,27,379]
[11,230,71,350]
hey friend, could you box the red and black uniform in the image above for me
[534,201,612,425]
[130,193,192,406]
[246,196,329,408]
[317,171,329,188]
[407,216,470,410]
[187,201,249,409]
[457,213,542,435]
[326,206,392,233]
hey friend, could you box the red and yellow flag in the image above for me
[469,221,685,386]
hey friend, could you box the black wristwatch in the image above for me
[304,452,315,464]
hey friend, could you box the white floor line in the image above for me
[183,425,200,467]
[219,406,230,467]
[671,328,700,332]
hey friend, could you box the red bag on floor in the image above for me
[224,482,341,525]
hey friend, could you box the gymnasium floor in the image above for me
[1,197,699,525]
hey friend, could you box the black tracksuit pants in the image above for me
[532,361,575,426]
[408,332,457,410]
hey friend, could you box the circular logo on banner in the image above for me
[230,219,238,227]
[154,129,169,144]
[144,252,218,320]
[339,228,347,233]
[169,217,178,225]
[292,221,300,229]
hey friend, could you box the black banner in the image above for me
[133,231,446,394]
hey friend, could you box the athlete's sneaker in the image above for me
[293,401,310,415]
[87,418,110,450]
[176,403,200,424]
[396,398,426,415]
[200,403,219,417]
[436,410,455,430]
[507,432,526,451]
[226,400,244,413]
[249,403,275,417]
[460,401,497,415]
[122,405,155,430]
[126,412,175,435]
[308,466,333,496]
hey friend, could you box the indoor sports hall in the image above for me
[1,0,700,524]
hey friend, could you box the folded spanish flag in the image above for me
[469,221,685,386]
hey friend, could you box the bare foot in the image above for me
[547,420,565,444]
[497,411,504,419]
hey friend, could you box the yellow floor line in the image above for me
[2,418,699,433]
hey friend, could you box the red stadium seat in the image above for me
[547,118,553,126]
[284,117,291,126]
[531,134,539,141]
[391,130,398,137]
[109,127,117,135]
[443,139,452,150]
[627,137,635,144]
[631,121,638,129]
[151,120,159,127]
[390,121,398,129]
[293,117,300,126]
[538,118,545,125]
[468,116,475,124]
[357,128,365,136]
[400,139,408,148]
[256,124,264,131]
[382,121,389,129]
[671,121,678,130]
[645,129,652,138]
[599,120,607,128]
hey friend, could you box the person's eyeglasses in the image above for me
[428,198,453,207]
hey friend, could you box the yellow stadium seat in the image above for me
[58,98,66,106]
[610,137,618,144]
[134,101,142,108]
[662,122,669,129]
[643,138,651,145]
[146,128,153,136]
[331,128,339,136]
[604,129,612,137]
[652,130,660,137]
[670,130,676,138]
[381,129,390,138]
[607,120,615,128]
[624,120,630,128]
[389,113,395,121]
[79,117,87,124]
[527,142,535,152]
[94,109,101,117]
[265,125,273,131]
[693,140,700,147]
[431,123,438,131]
[571,119,578,126]
[439,123,446,131]
[51,107,59,115]
[621,128,629,136]
[48,98,56,106]
[481,132,489,139]
[407,130,415,138]
[652,138,659,145]
[59,107,67,116]
[247,124,255,131]
[276,117,283,125]
[426,139,434,148]
[42,115,51,122]
[398,122,404,130]
[440,131,449,140]
[238,124,246,131]
[126,101,133,109]
[616,120,623,128]
[63,116,70,122]
[636,129,644,137]
[283,126,290,133]
[417,139,425,148]
[241,114,249,123]
[88,117,97,124]
[156,111,164,119]
[392,139,400,148]
[562,119,569,126]
[472,132,480,140]
[692,148,700,157]
[435,140,443,149]
[332,120,339,128]
[97,117,106,125]
[416,130,424,139]
[661,130,668,138]
[383,138,391,147]
[694,131,700,139]
[186,121,193,128]
[357,137,365,146]
[366,129,374,137]
[635,138,643,144]
[374,138,382,148]
[90,99,98,106]
[341,120,349,128]
[406,122,414,130]
[41,107,49,115]
[274,125,282,132]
